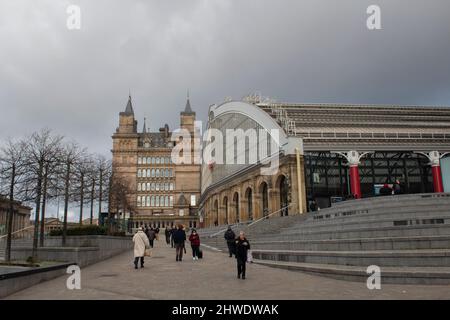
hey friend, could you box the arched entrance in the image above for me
[259,182,269,217]
[245,187,253,221]
[233,192,240,223]
[214,199,219,226]
[223,196,229,225]
[277,175,289,216]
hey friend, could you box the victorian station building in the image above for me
[112,95,201,229]
[199,96,450,227]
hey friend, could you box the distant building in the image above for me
[0,196,31,236]
[111,95,201,229]
[82,218,98,226]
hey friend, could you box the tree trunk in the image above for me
[98,168,103,218]
[90,178,95,225]
[79,173,84,225]
[5,163,16,262]
[39,163,49,247]
[32,161,43,260]
[62,161,71,247]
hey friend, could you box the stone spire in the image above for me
[184,90,193,114]
[124,94,134,115]
[142,117,147,133]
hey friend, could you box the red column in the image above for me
[349,165,362,199]
[432,165,444,193]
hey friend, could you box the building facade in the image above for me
[111,95,201,229]
[0,196,31,237]
[199,97,450,227]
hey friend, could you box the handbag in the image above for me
[144,248,152,257]
[247,250,253,263]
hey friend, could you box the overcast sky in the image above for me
[1,0,450,221]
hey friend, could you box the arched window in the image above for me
[142,170,146,178]
[155,196,160,207]
[165,157,169,164]
[137,183,141,191]
[142,157,147,165]
[156,169,160,177]
[151,157,154,164]
[151,196,155,207]
[138,169,142,178]
[156,157,160,164]
[146,196,150,207]
[165,196,169,207]
[160,196,165,207]
[165,183,169,191]
[151,169,155,177]
[146,169,150,177]
[137,196,141,207]
[140,183,145,191]
[170,183,174,191]
[169,196,174,206]
[156,183,160,191]
[170,169,173,177]
[138,157,142,164]
[146,182,150,190]
[165,169,169,177]
[151,183,155,191]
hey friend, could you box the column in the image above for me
[429,151,444,193]
[347,151,362,199]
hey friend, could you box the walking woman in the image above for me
[235,231,251,279]
[189,229,201,260]
[132,227,150,269]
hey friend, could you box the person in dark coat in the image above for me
[235,231,251,279]
[170,227,175,248]
[147,228,156,248]
[224,226,236,257]
[165,227,171,245]
[189,229,201,260]
[379,183,393,196]
[173,224,186,262]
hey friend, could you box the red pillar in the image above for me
[349,165,362,199]
[432,165,444,193]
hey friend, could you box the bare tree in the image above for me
[109,173,134,233]
[24,129,63,259]
[0,138,28,262]
[73,154,94,225]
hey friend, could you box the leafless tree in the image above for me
[0,138,29,261]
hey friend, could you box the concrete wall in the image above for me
[10,235,133,268]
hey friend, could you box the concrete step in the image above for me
[254,223,450,241]
[251,235,450,252]
[252,259,450,285]
[251,249,450,267]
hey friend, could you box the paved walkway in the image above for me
[5,240,450,300]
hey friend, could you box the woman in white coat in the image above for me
[133,227,150,269]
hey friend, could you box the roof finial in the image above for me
[142,117,147,133]
[184,90,193,113]
[124,93,134,115]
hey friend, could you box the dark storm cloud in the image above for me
[1,0,450,158]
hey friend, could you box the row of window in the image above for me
[137,195,174,207]
[137,168,174,178]
[137,182,175,192]
[138,156,172,165]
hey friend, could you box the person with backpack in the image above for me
[189,229,201,260]
[224,226,236,257]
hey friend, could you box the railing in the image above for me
[209,222,246,238]
[0,225,35,240]
[246,204,292,228]
[293,130,450,140]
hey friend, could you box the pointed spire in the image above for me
[183,90,194,114]
[142,117,147,133]
[124,94,134,115]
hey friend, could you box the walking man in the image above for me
[147,228,156,248]
[235,231,251,279]
[224,226,236,257]
[173,224,186,262]
[165,227,171,245]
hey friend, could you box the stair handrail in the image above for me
[209,222,245,238]
[246,204,293,228]
[0,225,35,240]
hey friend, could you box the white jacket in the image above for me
[133,231,150,257]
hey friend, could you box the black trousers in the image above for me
[237,258,246,277]
[227,242,234,257]
[149,239,154,248]
[134,256,144,267]
[191,245,200,258]
[176,244,184,260]
[171,237,175,248]
[166,236,170,244]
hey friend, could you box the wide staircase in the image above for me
[201,193,450,285]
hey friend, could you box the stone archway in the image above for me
[245,187,253,221]
[223,196,229,225]
[233,192,240,223]
[214,199,219,226]
[259,181,269,217]
[276,175,289,216]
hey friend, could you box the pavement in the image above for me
[4,240,450,300]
